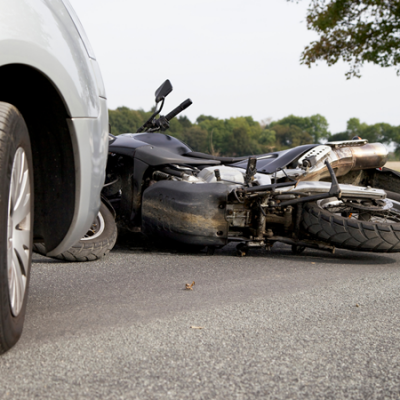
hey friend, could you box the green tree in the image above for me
[330,118,400,150]
[328,131,350,141]
[197,115,268,156]
[269,114,330,143]
[271,124,314,148]
[108,107,151,135]
[197,116,228,155]
[182,126,209,152]
[290,0,400,78]
[166,118,185,141]
[196,115,218,124]
[177,115,193,129]
[258,129,277,148]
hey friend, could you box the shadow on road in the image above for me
[111,230,398,267]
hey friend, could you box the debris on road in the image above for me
[185,281,195,290]
[190,326,204,329]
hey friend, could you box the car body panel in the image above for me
[0,0,104,117]
[0,0,108,254]
[49,99,109,256]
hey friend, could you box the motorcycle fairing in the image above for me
[126,132,193,154]
[108,134,149,157]
[231,144,318,174]
[109,132,192,156]
[134,146,221,166]
[142,181,229,246]
[109,132,221,166]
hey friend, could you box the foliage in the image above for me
[108,107,152,135]
[330,117,400,156]
[290,0,400,78]
[197,115,273,156]
[269,114,331,143]
[270,124,314,147]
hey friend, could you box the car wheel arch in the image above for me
[0,64,76,252]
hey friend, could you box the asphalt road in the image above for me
[1,235,400,399]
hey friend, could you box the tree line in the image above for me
[109,107,400,159]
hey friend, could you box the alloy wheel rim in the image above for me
[81,212,105,241]
[7,147,32,317]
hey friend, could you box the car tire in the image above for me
[0,102,33,354]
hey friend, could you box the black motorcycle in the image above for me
[36,80,400,260]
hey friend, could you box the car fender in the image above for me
[0,0,105,117]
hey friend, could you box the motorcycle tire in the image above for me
[0,102,33,354]
[301,193,400,253]
[33,202,117,261]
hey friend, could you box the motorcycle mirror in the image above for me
[155,80,173,103]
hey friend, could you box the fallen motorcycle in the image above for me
[36,80,400,259]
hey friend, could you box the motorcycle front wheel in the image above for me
[33,202,117,261]
[301,193,400,253]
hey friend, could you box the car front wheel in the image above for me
[0,102,33,354]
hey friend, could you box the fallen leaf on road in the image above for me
[190,326,204,329]
[355,304,360,307]
[311,262,315,264]
[185,281,195,290]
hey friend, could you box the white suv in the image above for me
[0,0,108,352]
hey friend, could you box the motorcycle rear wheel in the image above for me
[33,202,117,261]
[301,193,400,253]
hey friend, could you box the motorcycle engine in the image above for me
[198,166,245,184]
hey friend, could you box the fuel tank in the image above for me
[109,132,191,157]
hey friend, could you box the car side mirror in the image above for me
[155,80,173,103]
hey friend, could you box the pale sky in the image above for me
[69,0,399,134]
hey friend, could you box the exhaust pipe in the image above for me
[299,142,388,182]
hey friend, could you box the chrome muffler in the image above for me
[298,141,388,181]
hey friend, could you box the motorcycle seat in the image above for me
[183,151,249,164]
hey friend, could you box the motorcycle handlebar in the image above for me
[165,99,192,121]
